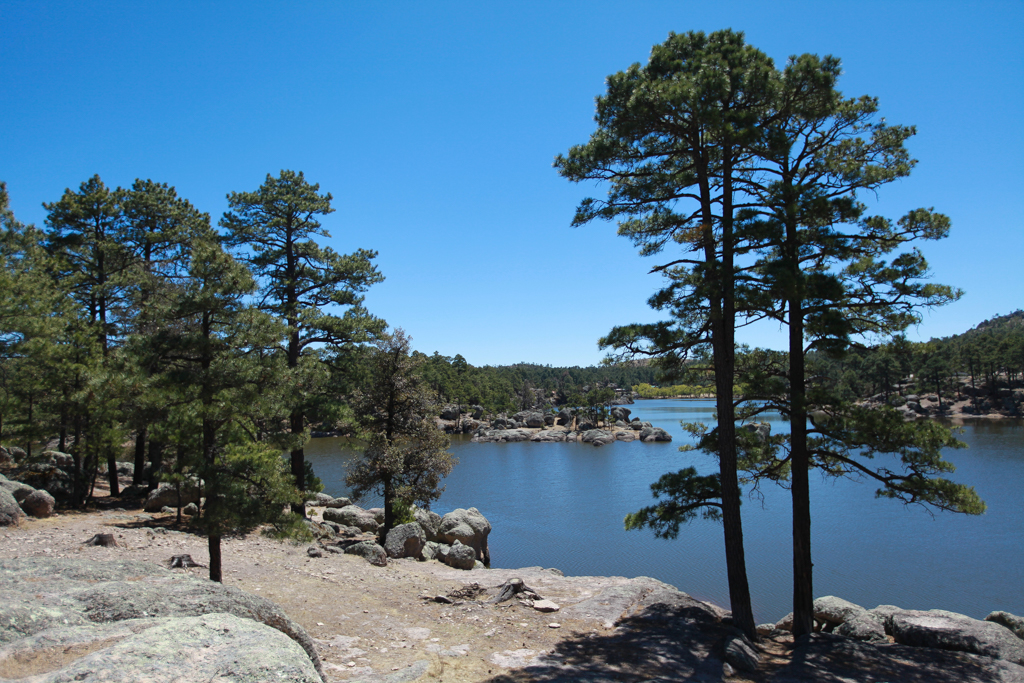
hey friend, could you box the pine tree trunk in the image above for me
[133,428,146,486]
[209,535,222,582]
[290,410,305,517]
[789,295,814,638]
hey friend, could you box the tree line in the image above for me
[558,30,984,640]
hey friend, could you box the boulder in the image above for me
[741,422,771,444]
[0,476,36,504]
[182,502,199,516]
[40,450,75,469]
[530,430,567,442]
[580,429,614,446]
[986,611,1024,641]
[322,505,380,532]
[813,595,867,628]
[0,488,25,526]
[422,541,445,561]
[0,446,13,465]
[524,412,545,428]
[0,557,323,680]
[309,491,334,506]
[437,507,491,565]
[472,429,532,443]
[343,540,388,567]
[888,609,1024,664]
[413,507,442,541]
[384,522,426,559]
[367,507,385,523]
[440,404,462,421]
[471,405,484,420]
[724,634,760,673]
[837,612,888,642]
[5,446,27,461]
[20,489,55,518]
[323,496,352,508]
[610,406,632,422]
[615,430,636,441]
[775,612,794,632]
[639,425,673,442]
[143,482,201,512]
[576,419,596,431]
[442,540,476,570]
[0,613,322,683]
[17,464,74,503]
[556,409,572,426]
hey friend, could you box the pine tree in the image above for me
[148,238,300,581]
[346,329,455,539]
[221,170,384,515]
[555,30,774,638]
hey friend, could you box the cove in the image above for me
[305,399,1024,625]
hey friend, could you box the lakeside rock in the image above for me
[772,596,1024,668]
[437,507,491,565]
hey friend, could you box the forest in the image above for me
[633,312,1024,406]
[0,172,657,520]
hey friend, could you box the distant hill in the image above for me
[962,310,1024,337]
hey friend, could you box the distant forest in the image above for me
[507,311,1024,405]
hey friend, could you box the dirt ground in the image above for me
[4,484,755,683]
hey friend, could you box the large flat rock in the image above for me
[0,557,324,681]
[0,613,321,682]
[889,609,1024,665]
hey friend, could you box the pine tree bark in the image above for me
[209,535,222,582]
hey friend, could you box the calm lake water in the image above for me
[305,399,1023,624]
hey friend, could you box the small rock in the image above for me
[724,634,761,672]
[307,545,323,558]
[532,599,560,613]
[548,622,561,629]
[987,611,1024,641]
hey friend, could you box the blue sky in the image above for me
[2,1,1021,367]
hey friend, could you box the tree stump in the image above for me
[489,578,540,604]
[168,554,205,569]
[83,533,118,547]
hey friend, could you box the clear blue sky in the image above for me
[2,1,1021,367]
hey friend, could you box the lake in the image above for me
[305,399,1023,624]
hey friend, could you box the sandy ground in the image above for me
[4,486,760,683]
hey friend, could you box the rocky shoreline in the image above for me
[2,501,1023,683]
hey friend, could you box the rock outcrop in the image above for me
[0,557,324,681]
[437,507,491,565]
